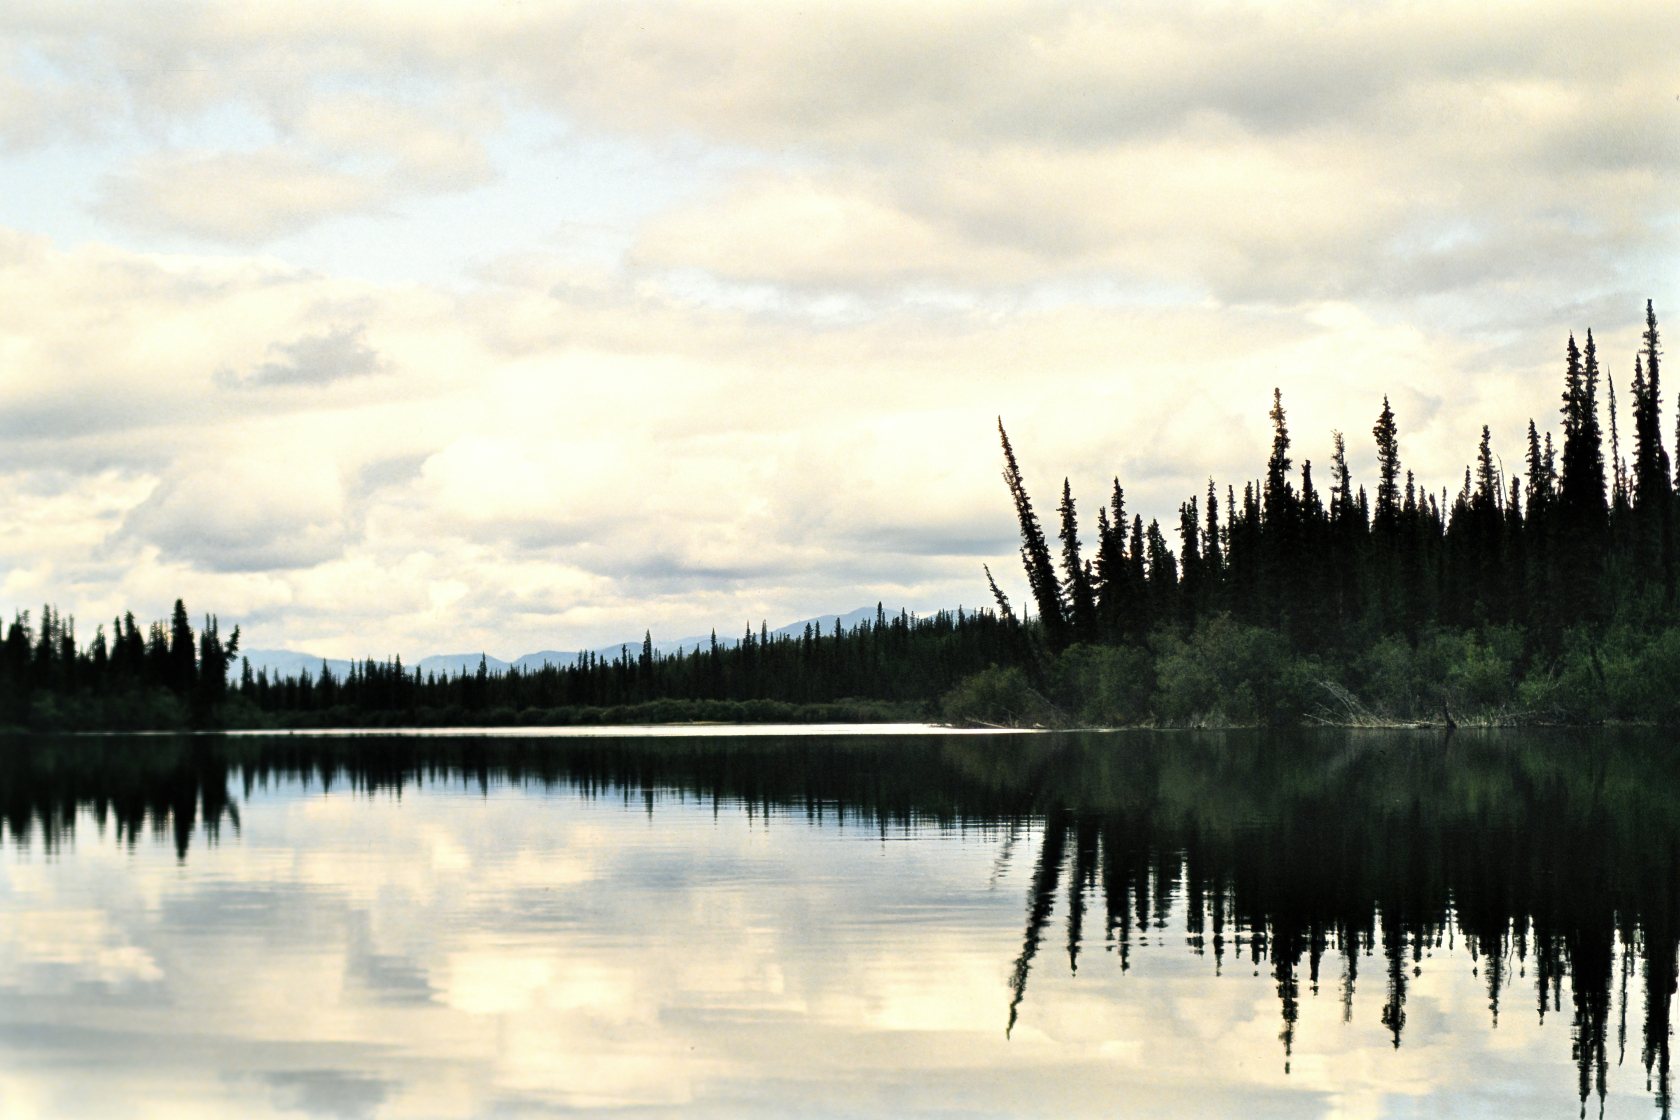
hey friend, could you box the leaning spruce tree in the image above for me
[998,420,1069,648]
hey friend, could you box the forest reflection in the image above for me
[2,727,1677,1115]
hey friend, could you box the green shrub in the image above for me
[941,665,1053,727]
[1051,643,1154,726]
[1152,615,1319,726]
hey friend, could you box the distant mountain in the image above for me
[240,649,356,681]
[415,654,512,677]
[521,606,914,669]
[237,606,958,680]
[511,650,573,672]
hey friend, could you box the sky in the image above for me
[0,1,1675,660]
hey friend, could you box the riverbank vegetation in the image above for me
[0,599,1000,731]
[2,303,1674,730]
[951,301,1680,727]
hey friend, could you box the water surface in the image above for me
[1,727,1675,1117]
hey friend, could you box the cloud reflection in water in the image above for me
[0,729,1668,1117]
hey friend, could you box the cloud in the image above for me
[3,3,1673,284]
[0,225,1652,657]
[97,149,391,242]
[120,454,351,573]
[222,324,387,388]
[90,91,499,243]
[0,4,1674,658]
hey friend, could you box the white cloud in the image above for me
[97,148,386,242]
[0,3,1671,656]
[0,226,1632,657]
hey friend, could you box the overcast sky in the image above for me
[0,2,1675,659]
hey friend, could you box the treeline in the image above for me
[963,300,1680,725]
[10,305,1676,730]
[0,601,1012,730]
[0,600,239,729]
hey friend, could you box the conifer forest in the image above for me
[4,302,1678,731]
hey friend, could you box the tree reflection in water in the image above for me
[2,726,1676,1115]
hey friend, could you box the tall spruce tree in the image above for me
[1094,480,1137,642]
[1467,424,1506,622]
[1058,478,1096,643]
[1128,515,1149,635]
[1203,478,1224,592]
[1373,398,1401,532]
[1641,304,1675,596]
[1629,321,1673,592]
[998,420,1068,648]
[1178,496,1202,623]
[1145,519,1177,623]
[1557,333,1609,623]
[1525,420,1553,519]
[168,599,196,697]
[1609,366,1629,508]
[1264,388,1294,521]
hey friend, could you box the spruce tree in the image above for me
[1264,388,1294,520]
[1128,515,1149,636]
[1475,425,1497,505]
[1178,496,1202,622]
[168,599,196,697]
[999,420,1068,648]
[1203,478,1224,589]
[1642,304,1675,595]
[1058,478,1096,643]
[1329,431,1352,521]
[1093,481,1134,641]
[1525,420,1552,519]
[1326,431,1360,627]
[1609,367,1628,507]
[1557,333,1609,623]
[1145,519,1178,624]
[1631,328,1673,592]
[1467,425,1506,622]
[1373,399,1401,532]
[1523,418,1557,633]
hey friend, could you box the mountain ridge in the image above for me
[238,605,964,680]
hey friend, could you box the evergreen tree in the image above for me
[1524,418,1557,634]
[1609,367,1628,508]
[1373,398,1401,532]
[1525,420,1552,519]
[999,420,1069,648]
[1178,496,1202,623]
[1465,425,1506,622]
[1128,515,1149,635]
[1329,432,1353,521]
[1203,478,1224,594]
[1058,478,1096,643]
[168,599,196,697]
[1144,519,1178,624]
[1264,388,1294,521]
[1557,333,1609,621]
[1326,431,1362,629]
[1093,481,1135,641]
[1640,305,1675,596]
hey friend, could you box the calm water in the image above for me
[1,726,1677,1118]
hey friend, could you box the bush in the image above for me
[1152,615,1320,726]
[1052,643,1154,726]
[941,665,1053,727]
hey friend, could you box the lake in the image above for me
[0,725,1674,1118]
